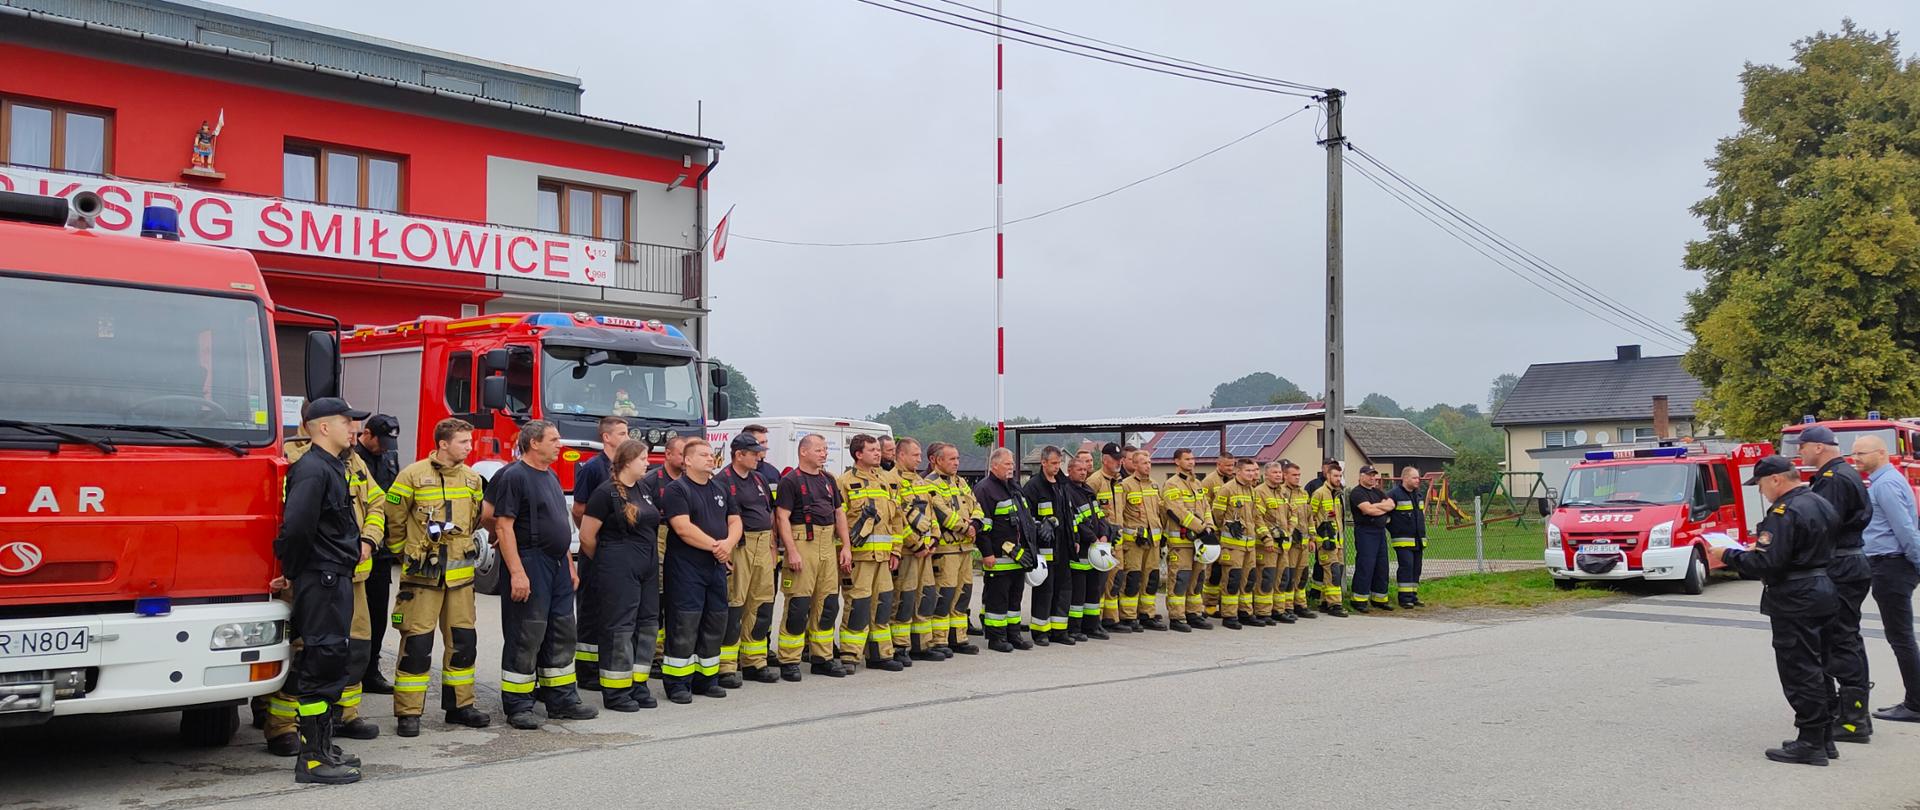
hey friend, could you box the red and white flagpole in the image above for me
[993,0,1006,448]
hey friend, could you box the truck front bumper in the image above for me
[1546,545,1693,582]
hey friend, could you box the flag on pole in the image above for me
[711,206,732,262]
[213,108,225,137]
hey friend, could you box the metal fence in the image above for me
[615,241,698,298]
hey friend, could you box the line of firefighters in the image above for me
[267,410,1433,785]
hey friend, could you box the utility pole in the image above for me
[993,0,1007,447]
[1320,89,1345,463]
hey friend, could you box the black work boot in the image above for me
[336,715,380,740]
[893,649,916,668]
[1030,627,1050,647]
[1222,615,1243,630]
[867,656,904,672]
[988,627,1014,654]
[293,713,361,785]
[951,640,982,655]
[1169,618,1192,633]
[1101,618,1123,633]
[1140,616,1168,632]
[1325,603,1348,618]
[781,663,804,682]
[1350,601,1370,614]
[1764,739,1829,766]
[811,659,848,677]
[1276,609,1298,624]
[267,732,299,757]
[446,705,491,728]
[719,671,745,689]
[1010,628,1035,651]
[1051,629,1077,645]
[1834,687,1874,743]
[1084,617,1110,641]
[1189,613,1214,630]
[1295,604,1319,619]
[1374,600,1395,612]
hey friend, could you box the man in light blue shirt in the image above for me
[1851,435,1920,722]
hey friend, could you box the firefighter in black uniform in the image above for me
[1387,467,1428,608]
[1796,425,1876,743]
[975,447,1039,653]
[1709,455,1841,765]
[277,397,369,785]
[1020,446,1074,646]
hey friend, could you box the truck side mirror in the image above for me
[710,366,730,389]
[482,348,510,374]
[481,375,509,411]
[1704,491,1723,511]
[304,331,340,400]
[710,391,731,423]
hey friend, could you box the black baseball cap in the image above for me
[302,397,369,423]
[1100,442,1124,459]
[364,414,400,451]
[1359,465,1379,475]
[1744,455,1796,485]
[730,434,768,454]
[1799,425,1839,446]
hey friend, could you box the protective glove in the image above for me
[1226,520,1246,540]
[1321,538,1338,552]
[1292,528,1305,544]
[1315,521,1334,539]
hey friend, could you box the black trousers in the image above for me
[1393,540,1422,604]
[1871,555,1920,711]
[1826,560,1872,693]
[983,571,1024,637]
[575,555,600,688]
[1772,614,1832,737]
[362,557,393,679]
[1028,553,1061,633]
[289,569,353,703]
[1352,527,1390,602]
[500,552,582,714]
[593,543,659,704]
[663,552,728,691]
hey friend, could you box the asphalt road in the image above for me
[6,579,1920,809]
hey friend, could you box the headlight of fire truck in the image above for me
[1646,521,1675,550]
[211,620,285,650]
[1546,523,1561,550]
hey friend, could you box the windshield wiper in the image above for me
[0,418,117,454]
[1600,497,1662,506]
[81,424,249,457]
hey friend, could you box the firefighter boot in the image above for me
[1764,739,1829,766]
[1295,603,1318,619]
[324,707,363,767]
[1834,687,1874,743]
[1189,612,1213,630]
[1083,613,1110,641]
[1009,622,1034,651]
[293,713,361,785]
[988,625,1014,654]
[1276,608,1298,624]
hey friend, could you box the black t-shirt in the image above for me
[584,479,660,552]
[572,453,612,505]
[722,466,775,532]
[488,461,572,558]
[1348,485,1390,528]
[775,468,841,527]
[661,475,739,561]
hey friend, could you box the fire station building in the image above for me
[0,0,722,397]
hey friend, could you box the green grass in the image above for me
[1417,515,1545,561]
[1417,568,1620,608]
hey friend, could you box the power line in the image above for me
[1343,154,1691,354]
[851,0,1322,98]
[916,0,1326,93]
[734,103,1316,248]
[1347,144,1694,348]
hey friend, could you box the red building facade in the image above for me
[1,0,721,396]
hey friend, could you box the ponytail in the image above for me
[610,439,649,525]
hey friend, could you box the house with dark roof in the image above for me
[1137,406,1454,477]
[1492,345,1709,486]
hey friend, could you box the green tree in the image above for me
[710,357,760,418]
[1209,372,1309,408]
[865,400,1036,449]
[973,426,997,448]
[1445,447,1500,498]
[1487,373,1520,415]
[1357,393,1405,418]
[1683,22,1920,438]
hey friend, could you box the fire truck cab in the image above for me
[0,191,340,744]
[1780,416,1920,496]
[1545,442,1774,594]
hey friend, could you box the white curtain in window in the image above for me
[567,188,593,236]
[283,152,317,202]
[325,152,359,207]
[367,158,400,211]
[8,105,52,168]
[536,188,560,231]
[63,113,105,173]
[600,193,625,242]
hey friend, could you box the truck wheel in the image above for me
[180,705,239,747]
[1553,577,1577,591]
[1680,550,1707,596]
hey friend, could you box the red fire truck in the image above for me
[339,312,728,588]
[1780,416,1920,494]
[1545,442,1774,594]
[0,190,341,744]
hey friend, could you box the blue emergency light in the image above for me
[1584,446,1689,461]
[133,596,172,617]
[139,206,180,240]
[1803,415,1817,424]
[1869,410,1882,420]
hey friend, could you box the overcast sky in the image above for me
[233,0,1920,421]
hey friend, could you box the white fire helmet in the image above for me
[1089,542,1118,572]
[1026,556,1050,587]
[1196,542,1222,566]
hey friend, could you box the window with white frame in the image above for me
[1543,430,1568,448]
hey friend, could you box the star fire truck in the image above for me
[0,190,343,744]
[1545,441,1775,594]
[338,312,729,590]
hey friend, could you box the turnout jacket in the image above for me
[1161,470,1214,541]
[1021,472,1071,556]
[382,457,486,588]
[286,439,385,582]
[974,474,1038,571]
[1386,483,1427,544]
[1063,477,1110,563]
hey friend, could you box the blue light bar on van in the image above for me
[1869,410,1882,420]
[134,597,172,617]
[524,313,576,327]
[1584,446,1689,461]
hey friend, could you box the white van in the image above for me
[712,416,894,474]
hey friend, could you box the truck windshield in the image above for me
[1781,427,1896,458]
[541,343,700,423]
[0,274,273,442]
[1561,463,1692,506]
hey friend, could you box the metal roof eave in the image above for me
[1,5,725,152]
[1010,408,1339,434]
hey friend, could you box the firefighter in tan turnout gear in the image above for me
[1253,461,1300,624]
[1116,449,1167,632]
[1085,443,1127,629]
[838,434,905,672]
[382,418,492,736]
[1306,461,1350,617]
[1211,458,1268,629]
[1160,448,1216,632]
[923,442,984,656]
